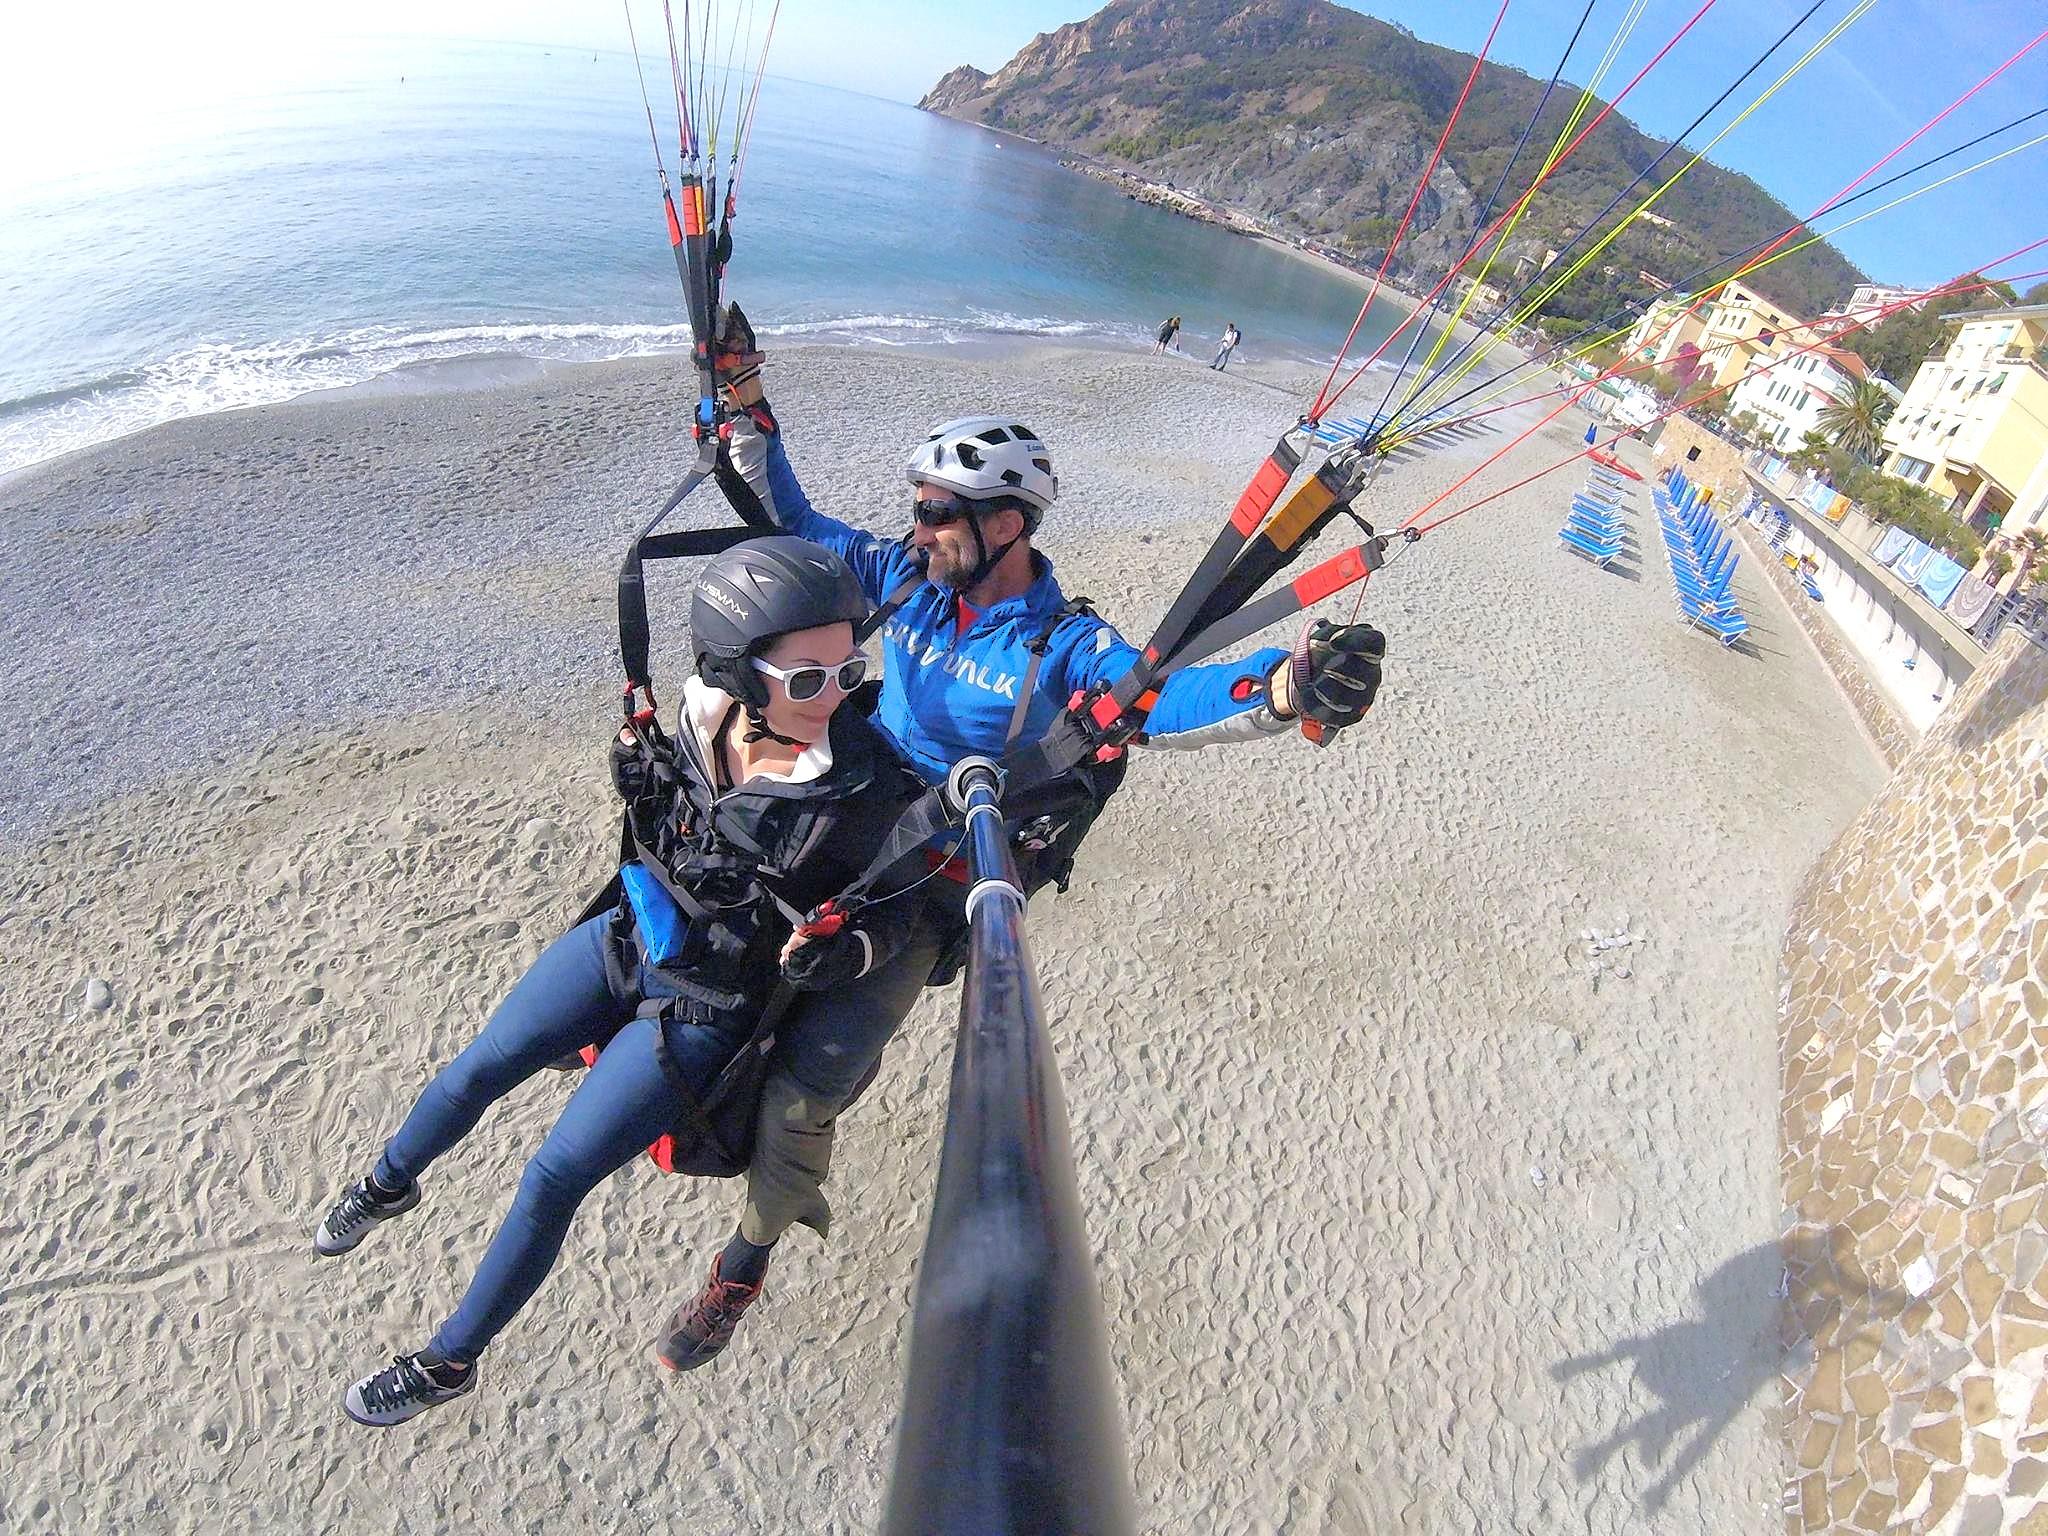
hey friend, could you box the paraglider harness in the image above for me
[582,382,1396,1177]
[841,576,1126,987]
[574,372,1146,1177]
[563,690,890,1179]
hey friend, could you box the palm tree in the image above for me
[2022,530,2048,597]
[1789,430,1833,475]
[1815,378,1895,464]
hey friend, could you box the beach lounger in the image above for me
[1672,559,1741,603]
[1568,516,1628,546]
[1683,607,1750,646]
[1671,555,1731,593]
[1559,526,1624,566]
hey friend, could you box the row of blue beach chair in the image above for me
[1658,469,1749,647]
[1301,403,1465,450]
[1557,463,1633,566]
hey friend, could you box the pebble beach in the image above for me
[0,341,1886,1531]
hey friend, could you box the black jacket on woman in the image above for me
[605,675,927,1032]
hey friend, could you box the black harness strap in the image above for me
[570,868,626,931]
[617,441,780,709]
[1005,597,1093,747]
[815,596,1106,920]
[648,980,799,1164]
[856,568,924,645]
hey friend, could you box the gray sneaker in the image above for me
[343,1353,477,1427]
[314,1176,420,1257]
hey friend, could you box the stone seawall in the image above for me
[1776,624,2048,1534]
[1654,414,1750,504]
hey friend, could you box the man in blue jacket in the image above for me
[655,370,1386,1372]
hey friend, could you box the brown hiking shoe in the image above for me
[655,1254,764,1373]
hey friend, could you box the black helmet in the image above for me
[691,536,869,708]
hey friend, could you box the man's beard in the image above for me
[920,542,976,590]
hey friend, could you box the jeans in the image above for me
[740,914,946,1244]
[374,914,746,1363]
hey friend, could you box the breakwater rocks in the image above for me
[1060,159,1270,237]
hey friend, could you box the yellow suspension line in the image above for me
[1393,124,2048,448]
[1389,0,1876,442]
[1396,0,1651,395]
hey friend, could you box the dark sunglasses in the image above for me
[750,654,868,703]
[912,493,1010,528]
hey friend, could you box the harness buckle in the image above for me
[624,682,661,731]
[1066,687,1134,763]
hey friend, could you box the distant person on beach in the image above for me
[643,338,1390,1371]
[1210,322,1242,370]
[1154,314,1181,353]
[314,539,928,1426]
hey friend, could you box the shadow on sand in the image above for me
[1552,1227,1909,1513]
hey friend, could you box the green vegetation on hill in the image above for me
[923,0,1866,323]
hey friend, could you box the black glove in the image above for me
[609,721,674,805]
[1289,620,1385,729]
[610,731,650,802]
[780,924,874,991]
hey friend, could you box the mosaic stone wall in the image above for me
[1778,623,2048,1534]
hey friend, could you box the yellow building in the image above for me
[1621,278,1806,394]
[1880,301,2048,532]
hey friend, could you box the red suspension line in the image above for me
[1372,15,2048,532]
[1376,20,2048,442]
[1401,244,2048,537]
[1309,0,1513,420]
[1317,0,1722,423]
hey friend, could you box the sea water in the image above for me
[0,36,1427,476]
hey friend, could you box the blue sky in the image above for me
[12,0,2043,291]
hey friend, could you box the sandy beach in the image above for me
[0,343,1884,1532]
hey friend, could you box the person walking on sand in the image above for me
[1153,314,1181,353]
[314,538,927,1426]
[640,340,1390,1373]
[1209,322,1242,370]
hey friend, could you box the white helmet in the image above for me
[904,416,1059,528]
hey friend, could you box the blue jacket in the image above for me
[750,428,1291,785]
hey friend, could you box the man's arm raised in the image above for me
[720,413,918,607]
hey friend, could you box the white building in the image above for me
[1820,283,1928,326]
[1727,343,1890,450]
[1880,302,2048,531]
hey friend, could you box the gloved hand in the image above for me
[610,721,672,805]
[1273,620,1385,730]
[779,923,874,991]
[713,301,767,410]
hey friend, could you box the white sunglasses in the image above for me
[750,654,868,702]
